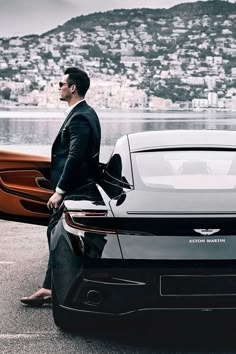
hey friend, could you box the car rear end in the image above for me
[110,145,236,313]
[51,139,236,321]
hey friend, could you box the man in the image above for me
[21,67,101,306]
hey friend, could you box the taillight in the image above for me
[65,211,116,234]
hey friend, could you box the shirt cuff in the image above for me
[56,186,66,195]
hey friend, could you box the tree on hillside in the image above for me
[0,87,11,100]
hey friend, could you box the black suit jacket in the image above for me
[50,100,101,193]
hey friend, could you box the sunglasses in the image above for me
[59,81,68,88]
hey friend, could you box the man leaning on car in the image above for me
[20,67,101,306]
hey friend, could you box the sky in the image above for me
[0,0,235,38]
[0,0,214,38]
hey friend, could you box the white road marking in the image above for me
[0,333,56,339]
[0,261,14,264]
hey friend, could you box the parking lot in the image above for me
[1,220,236,353]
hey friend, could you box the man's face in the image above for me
[59,74,72,102]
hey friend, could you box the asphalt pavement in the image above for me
[1,219,236,354]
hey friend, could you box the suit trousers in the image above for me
[42,208,63,289]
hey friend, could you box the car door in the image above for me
[0,150,53,225]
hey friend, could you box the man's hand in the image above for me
[47,192,64,210]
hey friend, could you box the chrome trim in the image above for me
[127,212,236,217]
[83,277,146,286]
[194,228,220,236]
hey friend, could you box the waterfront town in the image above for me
[1,1,236,111]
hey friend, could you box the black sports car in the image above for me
[2,129,236,329]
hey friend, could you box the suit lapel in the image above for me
[55,101,87,141]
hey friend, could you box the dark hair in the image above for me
[64,67,90,97]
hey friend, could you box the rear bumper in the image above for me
[55,263,236,315]
[59,305,236,318]
[51,221,236,315]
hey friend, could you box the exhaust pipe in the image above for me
[86,289,103,306]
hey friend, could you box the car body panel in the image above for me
[0,150,52,225]
[51,218,123,305]
[118,234,236,260]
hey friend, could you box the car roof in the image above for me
[127,130,236,152]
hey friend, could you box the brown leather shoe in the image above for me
[20,295,51,307]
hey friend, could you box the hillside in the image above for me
[0,0,236,109]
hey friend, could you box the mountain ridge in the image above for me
[42,0,236,37]
[1,0,236,109]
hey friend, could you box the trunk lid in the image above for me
[109,190,236,260]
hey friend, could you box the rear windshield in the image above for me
[132,150,236,190]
